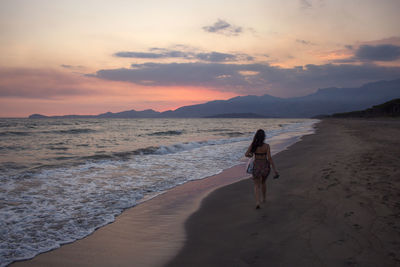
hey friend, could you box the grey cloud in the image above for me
[92,62,400,96]
[355,44,400,61]
[61,64,84,70]
[93,63,262,91]
[296,39,312,45]
[300,0,312,8]
[114,48,252,62]
[203,19,230,32]
[331,58,358,64]
[299,0,326,9]
[202,19,242,36]
[332,44,400,63]
[114,52,166,58]
[147,47,193,58]
[164,51,190,58]
[196,52,237,62]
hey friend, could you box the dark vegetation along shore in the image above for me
[329,98,400,118]
[167,119,400,267]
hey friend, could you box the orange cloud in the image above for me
[0,67,237,117]
[314,49,353,62]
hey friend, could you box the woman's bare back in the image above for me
[254,143,269,159]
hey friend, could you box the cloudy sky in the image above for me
[1,0,400,116]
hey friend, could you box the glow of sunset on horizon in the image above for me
[1,0,400,117]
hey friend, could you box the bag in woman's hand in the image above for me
[246,158,254,174]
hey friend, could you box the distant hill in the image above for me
[29,109,161,119]
[96,109,160,118]
[203,113,269,118]
[29,78,400,119]
[329,98,400,118]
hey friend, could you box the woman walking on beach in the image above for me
[245,129,278,209]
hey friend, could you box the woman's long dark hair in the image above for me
[251,129,266,153]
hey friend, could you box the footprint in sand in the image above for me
[388,252,396,258]
[352,223,362,230]
[334,239,346,245]
[344,211,354,217]
[346,257,357,265]
[390,213,400,219]
[326,183,339,189]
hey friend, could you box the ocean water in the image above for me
[0,118,318,266]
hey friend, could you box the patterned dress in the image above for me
[252,153,270,182]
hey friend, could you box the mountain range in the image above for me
[29,78,400,119]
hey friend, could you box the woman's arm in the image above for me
[245,145,253,158]
[267,144,278,174]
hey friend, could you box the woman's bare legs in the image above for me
[261,182,267,203]
[253,179,261,208]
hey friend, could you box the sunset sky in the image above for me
[1,0,400,117]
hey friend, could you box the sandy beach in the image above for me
[167,119,400,267]
[12,119,400,266]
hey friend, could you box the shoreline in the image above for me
[9,121,317,267]
[11,164,249,267]
[167,118,400,266]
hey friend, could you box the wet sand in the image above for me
[167,119,400,267]
[12,163,248,267]
[12,119,400,266]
